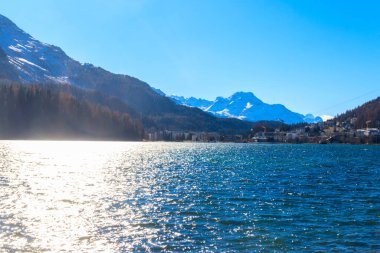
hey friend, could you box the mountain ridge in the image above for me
[169,92,322,124]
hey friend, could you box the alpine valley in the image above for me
[0,13,323,140]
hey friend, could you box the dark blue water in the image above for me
[0,142,379,252]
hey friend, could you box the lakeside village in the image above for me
[145,117,380,144]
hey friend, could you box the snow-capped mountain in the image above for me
[303,113,324,123]
[170,92,323,124]
[0,14,146,92]
[0,14,80,84]
[0,13,173,116]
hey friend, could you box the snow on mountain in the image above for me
[321,115,334,122]
[152,87,166,96]
[0,14,129,90]
[170,92,323,124]
[0,14,78,83]
[0,14,167,101]
[169,95,213,110]
[303,114,323,123]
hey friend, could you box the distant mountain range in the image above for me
[169,92,322,124]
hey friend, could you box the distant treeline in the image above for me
[0,82,144,140]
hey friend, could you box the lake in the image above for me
[0,141,379,252]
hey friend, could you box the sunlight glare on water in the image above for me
[0,141,158,252]
[0,141,379,252]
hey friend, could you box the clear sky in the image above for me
[1,0,379,116]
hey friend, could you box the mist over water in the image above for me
[0,141,379,252]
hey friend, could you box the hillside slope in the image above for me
[0,47,19,81]
[335,97,380,128]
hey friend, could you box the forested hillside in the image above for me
[335,97,380,128]
[0,83,144,140]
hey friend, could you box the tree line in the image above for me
[0,82,144,140]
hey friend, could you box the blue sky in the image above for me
[1,0,379,116]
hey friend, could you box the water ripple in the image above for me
[0,141,379,252]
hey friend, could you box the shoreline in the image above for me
[0,139,379,145]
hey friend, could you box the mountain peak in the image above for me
[230,91,254,97]
[229,91,263,104]
[0,14,16,27]
[0,14,33,43]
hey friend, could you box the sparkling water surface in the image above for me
[0,141,379,252]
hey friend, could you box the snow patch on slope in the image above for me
[216,109,246,120]
[0,14,81,84]
[8,45,22,53]
[16,57,47,71]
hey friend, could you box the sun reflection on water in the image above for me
[0,141,164,252]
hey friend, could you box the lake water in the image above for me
[0,141,379,252]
